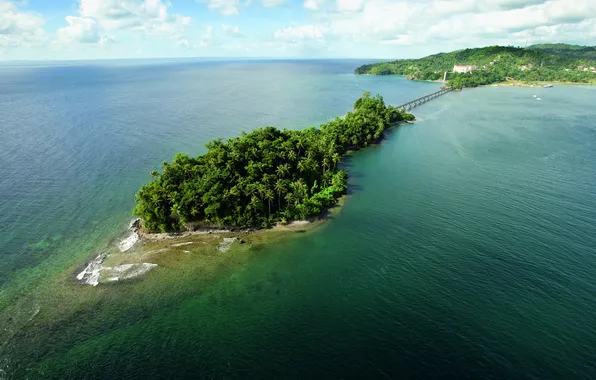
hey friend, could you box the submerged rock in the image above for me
[171,242,194,247]
[217,237,238,253]
[76,253,108,286]
[101,263,158,284]
[76,259,158,286]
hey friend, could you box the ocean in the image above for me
[1,60,596,379]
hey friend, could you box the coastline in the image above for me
[358,73,596,88]
[491,80,596,87]
[76,196,346,287]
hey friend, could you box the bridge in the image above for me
[396,88,452,112]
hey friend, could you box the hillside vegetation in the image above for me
[134,93,414,232]
[355,45,596,89]
[528,43,596,60]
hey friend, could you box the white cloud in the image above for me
[336,0,365,12]
[57,16,114,45]
[422,0,596,41]
[176,38,189,48]
[261,0,287,7]
[0,0,47,48]
[147,14,191,40]
[196,0,241,15]
[199,25,214,47]
[76,0,191,41]
[511,17,596,42]
[274,25,328,42]
[276,0,596,56]
[221,24,242,37]
[304,0,323,10]
[491,0,550,10]
[3,0,596,60]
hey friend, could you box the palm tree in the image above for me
[306,157,319,174]
[294,178,307,200]
[276,163,289,178]
[257,184,268,214]
[296,135,306,157]
[246,183,260,205]
[274,179,287,210]
[264,189,275,217]
[297,158,308,174]
[249,196,261,220]
[322,157,330,173]
[332,153,341,169]
[285,192,296,209]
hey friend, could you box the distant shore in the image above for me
[410,78,596,87]
[491,80,596,87]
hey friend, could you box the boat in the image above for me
[543,84,553,88]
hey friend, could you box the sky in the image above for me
[1,0,596,60]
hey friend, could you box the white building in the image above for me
[453,65,478,73]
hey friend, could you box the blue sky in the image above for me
[1,0,595,60]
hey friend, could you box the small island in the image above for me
[355,44,596,89]
[133,93,414,232]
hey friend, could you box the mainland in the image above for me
[355,43,596,89]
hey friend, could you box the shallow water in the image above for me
[1,61,596,379]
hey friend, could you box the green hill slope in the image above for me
[528,43,596,60]
[355,45,596,88]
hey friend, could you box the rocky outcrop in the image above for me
[118,218,141,252]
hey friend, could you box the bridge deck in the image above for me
[396,88,452,111]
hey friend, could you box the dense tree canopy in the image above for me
[134,93,414,232]
[355,45,596,88]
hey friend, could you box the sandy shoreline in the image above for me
[140,219,316,241]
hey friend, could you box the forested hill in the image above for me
[355,45,596,88]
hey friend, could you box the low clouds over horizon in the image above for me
[0,0,595,60]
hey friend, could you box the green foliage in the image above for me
[528,43,596,60]
[134,93,414,232]
[355,45,596,88]
[448,70,506,89]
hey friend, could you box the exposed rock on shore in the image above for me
[76,219,158,286]
[118,218,141,252]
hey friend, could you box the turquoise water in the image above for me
[2,61,596,379]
